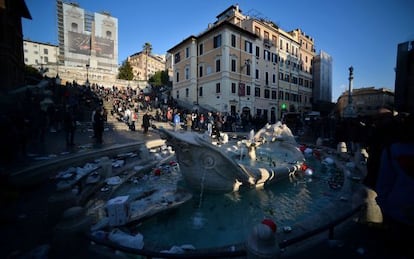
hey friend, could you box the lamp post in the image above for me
[85,63,90,86]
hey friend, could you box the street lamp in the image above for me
[86,63,90,85]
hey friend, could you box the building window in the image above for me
[246,64,251,76]
[256,46,260,58]
[216,59,221,72]
[199,43,204,55]
[231,34,236,47]
[174,53,181,63]
[43,48,48,54]
[214,34,222,48]
[254,87,260,97]
[206,66,212,75]
[186,88,189,97]
[279,72,283,80]
[199,65,203,77]
[245,41,252,53]
[279,39,283,50]
[272,74,276,83]
[44,57,48,63]
[255,26,260,36]
[176,90,179,99]
[71,22,78,32]
[278,90,283,100]
[231,59,236,72]
[255,69,259,79]
[185,47,190,58]
[264,50,270,61]
[285,74,290,82]
[106,31,112,38]
[264,31,269,40]
[176,72,179,82]
[199,86,203,96]
[216,83,221,93]
[185,67,189,80]
[272,53,277,63]
[231,83,236,93]
[264,89,270,98]
[265,72,269,85]
[285,92,290,101]
[246,85,251,95]
[271,90,277,99]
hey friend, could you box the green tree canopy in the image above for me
[117,60,133,80]
[24,64,43,80]
[148,70,171,87]
[143,42,152,55]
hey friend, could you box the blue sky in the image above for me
[22,0,414,102]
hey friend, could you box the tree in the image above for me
[148,70,170,87]
[117,60,133,80]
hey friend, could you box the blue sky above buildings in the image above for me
[22,0,414,102]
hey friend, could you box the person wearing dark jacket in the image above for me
[94,107,105,144]
[64,106,76,146]
[142,111,151,134]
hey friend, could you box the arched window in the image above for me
[71,22,78,32]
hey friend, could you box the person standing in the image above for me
[142,111,151,134]
[207,112,214,137]
[375,114,414,258]
[94,106,105,144]
[64,105,76,146]
[91,107,97,138]
[173,112,181,131]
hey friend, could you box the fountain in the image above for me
[158,122,305,193]
[45,121,365,256]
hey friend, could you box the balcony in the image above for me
[263,39,273,48]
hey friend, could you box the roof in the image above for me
[167,21,257,53]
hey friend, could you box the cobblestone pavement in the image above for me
[0,120,407,258]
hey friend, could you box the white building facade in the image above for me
[167,5,316,121]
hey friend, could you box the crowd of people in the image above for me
[0,78,102,167]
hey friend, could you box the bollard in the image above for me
[246,219,280,259]
[51,206,93,259]
[100,156,112,178]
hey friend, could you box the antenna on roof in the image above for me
[245,9,270,21]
